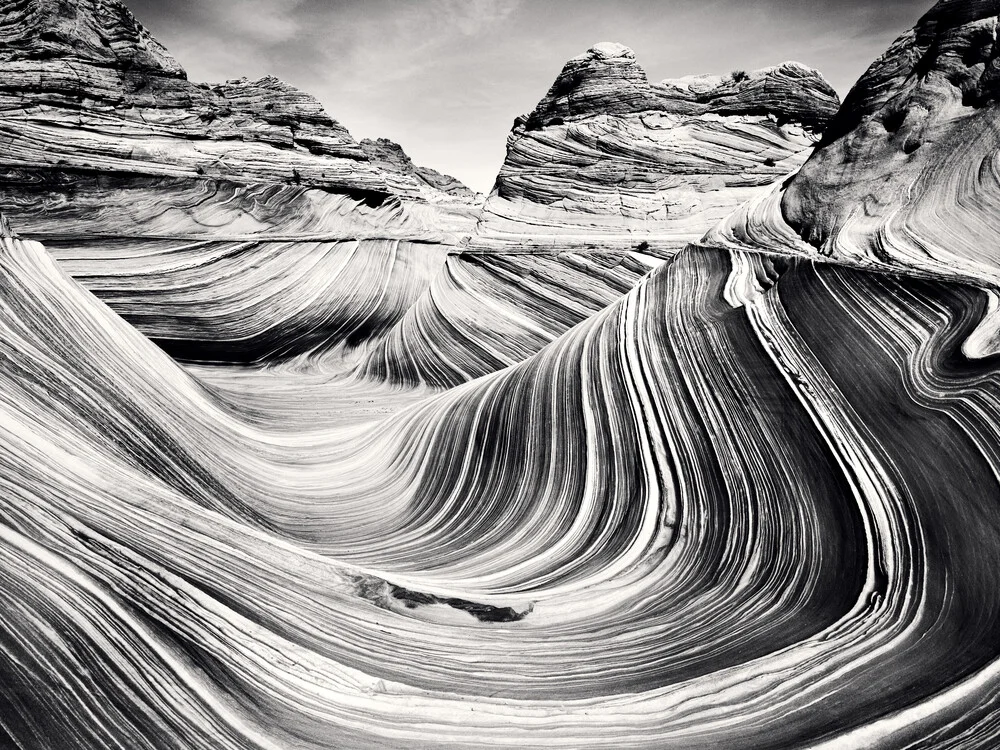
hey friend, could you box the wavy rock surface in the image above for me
[3,0,1000,746]
[3,206,1000,746]
[355,45,840,386]
[355,248,651,386]
[0,0,479,364]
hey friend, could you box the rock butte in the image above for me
[2,0,1000,748]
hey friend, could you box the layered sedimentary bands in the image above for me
[0,0,479,363]
[356,43,843,386]
[3,0,1000,748]
[477,42,839,252]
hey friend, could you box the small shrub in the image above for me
[636,240,651,252]
[731,69,749,83]
[763,157,777,167]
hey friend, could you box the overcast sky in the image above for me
[126,0,933,193]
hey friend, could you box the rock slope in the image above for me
[710,0,1000,288]
[361,138,479,201]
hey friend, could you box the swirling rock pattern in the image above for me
[356,248,656,386]
[0,0,479,364]
[3,0,1000,747]
[3,206,1000,746]
[355,44,840,387]
[46,236,452,363]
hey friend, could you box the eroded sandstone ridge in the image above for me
[361,138,479,202]
[355,43,842,386]
[0,0,479,362]
[0,0,386,212]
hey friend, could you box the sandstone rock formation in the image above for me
[3,0,1000,748]
[0,0,479,363]
[710,0,1000,288]
[4,167,1000,746]
[475,42,839,253]
[354,43,841,386]
[0,0,385,199]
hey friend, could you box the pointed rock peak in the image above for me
[360,138,476,198]
[524,41,655,128]
[362,138,413,161]
[361,138,418,175]
[814,0,1000,148]
[0,0,185,78]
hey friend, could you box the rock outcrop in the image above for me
[354,43,841,386]
[0,0,384,198]
[475,43,839,253]
[709,0,1000,287]
[0,0,479,363]
[361,138,478,201]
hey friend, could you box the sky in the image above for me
[125,0,934,193]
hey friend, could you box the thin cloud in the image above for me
[219,0,306,44]
[434,0,524,36]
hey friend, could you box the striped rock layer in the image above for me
[354,45,841,387]
[1,0,1000,748]
[475,42,839,253]
[0,0,479,364]
[2,217,1000,747]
